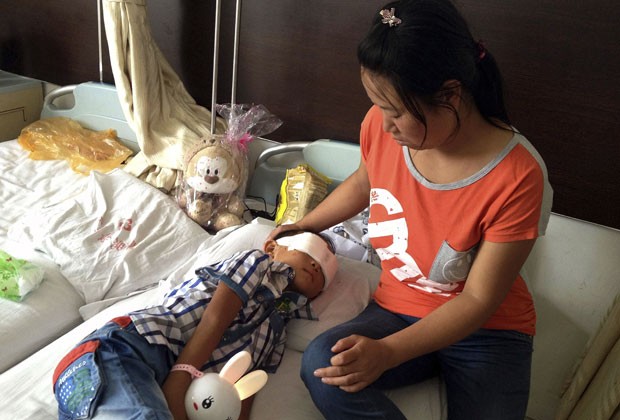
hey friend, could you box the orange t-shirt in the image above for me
[361,106,552,335]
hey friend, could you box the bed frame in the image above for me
[41,82,139,152]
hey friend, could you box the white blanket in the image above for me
[0,140,87,372]
[8,169,213,304]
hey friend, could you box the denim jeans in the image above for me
[55,319,176,420]
[301,301,533,420]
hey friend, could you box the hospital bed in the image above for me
[0,82,445,419]
[1,81,619,420]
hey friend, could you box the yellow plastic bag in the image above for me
[275,164,331,225]
[17,117,133,175]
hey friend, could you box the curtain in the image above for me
[102,0,226,192]
[555,293,620,420]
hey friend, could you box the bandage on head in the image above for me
[276,232,338,289]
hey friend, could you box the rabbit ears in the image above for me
[219,351,268,400]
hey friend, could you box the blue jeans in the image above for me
[301,301,533,420]
[55,318,176,420]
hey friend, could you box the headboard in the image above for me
[41,82,139,152]
[2,0,618,229]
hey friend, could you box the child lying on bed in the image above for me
[52,230,337,420]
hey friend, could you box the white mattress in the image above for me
[0,140,87,372]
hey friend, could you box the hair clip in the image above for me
[380,8,402,27]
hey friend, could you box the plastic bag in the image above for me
[177,104,282,233]
[0,250,44,301]
[275,164,331,226]
[17,117,133,175]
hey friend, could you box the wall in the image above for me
[1,2,618,226]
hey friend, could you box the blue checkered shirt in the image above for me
[130,249,316,373]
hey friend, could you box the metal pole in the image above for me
[210,0,222,135]
[231,0,242,105]
[97,0,103,83]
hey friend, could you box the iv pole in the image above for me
[210,0,242,135]
[97,0,104,83]
[210,0,222,136]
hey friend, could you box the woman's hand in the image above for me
[313,335,393,393]
[265,222,303,242]
[162,371,192,420]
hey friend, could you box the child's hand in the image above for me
[162,370,193,420]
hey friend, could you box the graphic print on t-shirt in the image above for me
[368,188,476,295]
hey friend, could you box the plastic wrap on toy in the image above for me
[275,164,331,226]
[17,117,133,175]
[177,104,282,233]
[0,250,44,301]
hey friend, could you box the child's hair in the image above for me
[273,229,336,255]
[358,0,510,135]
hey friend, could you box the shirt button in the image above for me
[257,294,264,302]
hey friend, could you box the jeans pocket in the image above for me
[54,341,104,419]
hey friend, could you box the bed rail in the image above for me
[41,82,139,152]
[247,139,360,208]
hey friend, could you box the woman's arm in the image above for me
[162,283,243,419]
[315,238,536,391]
[268,161,371,239]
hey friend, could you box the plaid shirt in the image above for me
[130,249,316,373]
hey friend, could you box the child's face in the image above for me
[267,242,326,299]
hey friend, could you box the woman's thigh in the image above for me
[303,301,439,387]
[439,329,533,420]
[300,302,440,420]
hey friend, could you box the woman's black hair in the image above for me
[357,0,510,135]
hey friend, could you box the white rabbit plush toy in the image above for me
[184,351,268,420]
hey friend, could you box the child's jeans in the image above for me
[54,316,176,420]
[301,301,533,420]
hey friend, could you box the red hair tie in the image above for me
[477,40,487,61]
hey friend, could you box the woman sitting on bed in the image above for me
[268,0,553,419]
[52,230,337,420]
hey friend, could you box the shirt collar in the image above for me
[268,260,317,320]
[275,291,317,321]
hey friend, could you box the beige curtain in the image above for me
[102,0,226,192]
[555,293,620,420]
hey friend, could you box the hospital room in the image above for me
[0,1,619,419]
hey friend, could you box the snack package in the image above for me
[0,250,44,301]
[17,117,133,175]
[275,164,331,226]
[177,104,282,233]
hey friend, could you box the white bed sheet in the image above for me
[0,140,87,372]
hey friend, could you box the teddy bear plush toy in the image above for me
[178,135,247,233]
[178,103,282,233]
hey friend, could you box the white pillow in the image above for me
[160,218,278,287]
[8,169,213,303]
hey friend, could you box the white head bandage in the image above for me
[276,232,338,289]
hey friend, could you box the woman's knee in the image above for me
[300,335,330,377]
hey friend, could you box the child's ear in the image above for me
[263,239,277,255]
